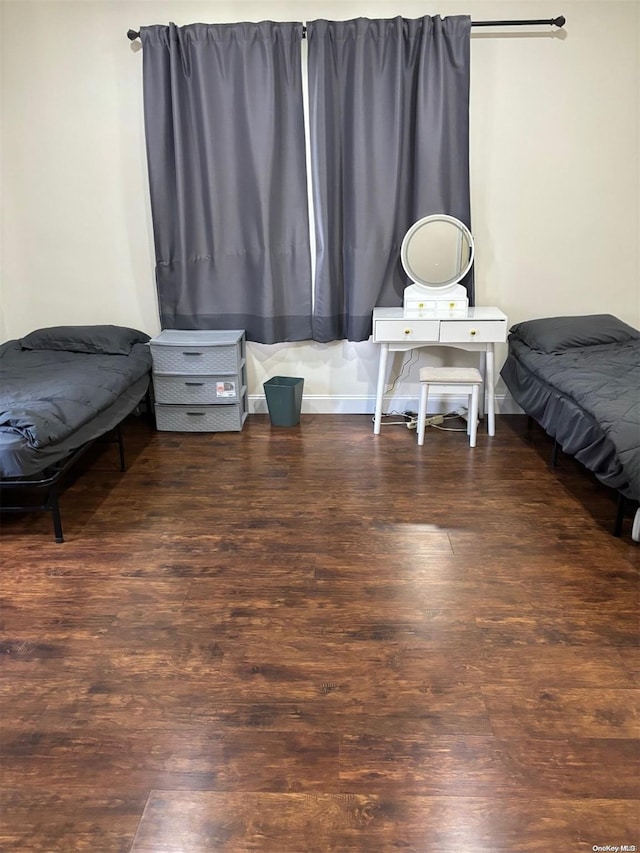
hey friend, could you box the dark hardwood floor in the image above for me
[0,413,638,852]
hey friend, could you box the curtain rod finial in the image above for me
[553,15,566,27]
[127,29,140,41]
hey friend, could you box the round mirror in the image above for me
[401,214,474,290]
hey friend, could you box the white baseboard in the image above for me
[249,393,523,415]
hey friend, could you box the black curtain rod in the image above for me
[126,16,566,41]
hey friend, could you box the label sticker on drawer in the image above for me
[216,381,236,397]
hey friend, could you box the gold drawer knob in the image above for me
[469,328,477,336]
[404,328,412,335]
[449,301,456,309]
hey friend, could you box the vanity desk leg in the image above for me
[478,351,486,421]
[486,343,496,436]
[373,343,390,435]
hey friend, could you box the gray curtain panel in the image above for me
[140,22,313,343]
[307,16,472,342]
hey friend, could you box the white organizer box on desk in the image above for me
[150,330,248,432]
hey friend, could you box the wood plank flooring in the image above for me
[0,413,638,852]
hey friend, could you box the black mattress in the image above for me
[500,314,640,502]
[0,325,152,478]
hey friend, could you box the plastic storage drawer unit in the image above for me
[149,330,248,432]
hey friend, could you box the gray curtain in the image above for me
[140,22,313,343]
[307,16,472,342]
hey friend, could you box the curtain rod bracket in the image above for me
[126,15,566,41]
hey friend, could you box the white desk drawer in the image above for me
[374,319,440,342]
[439,320,507,343]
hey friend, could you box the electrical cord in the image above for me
[401,411,469,432]
[373,410,471,430]
[372,410,411,426]
[430,422,467,432]
[431,412,468,432]
[383,350,419,398]
[373,351,423,426]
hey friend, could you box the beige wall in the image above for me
[1,0,638,412]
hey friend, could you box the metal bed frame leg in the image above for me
[614,493,625,537]
[524,415,635,540]
[48,487,64,543]
[147,386,157,429]
[525,416,535,444]
[1,418,135,544]
[116,424,126,472]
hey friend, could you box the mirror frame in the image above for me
[400,214,474,290]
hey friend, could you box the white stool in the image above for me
[417,366,484,448]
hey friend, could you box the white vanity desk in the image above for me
[372,306,508,435]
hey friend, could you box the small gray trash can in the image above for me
[263,376,304,426]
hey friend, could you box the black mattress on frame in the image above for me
[500,314,640,503]
[0,326,152,479]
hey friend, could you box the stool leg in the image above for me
[417,384,428,446]
[469,385,479,447]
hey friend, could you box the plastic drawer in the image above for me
[150,345,241,375]
[154,374,244,405]
[155,403,248,432]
